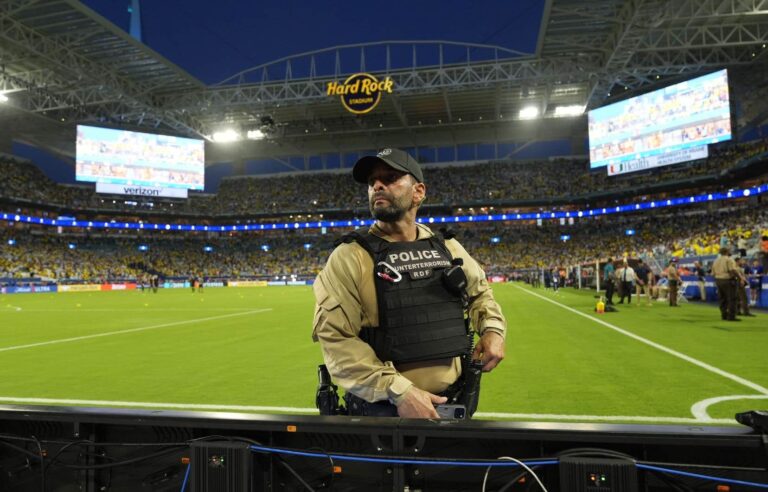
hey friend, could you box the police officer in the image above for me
[666,259,681,307]
[712,247,741,321]
[312,148,506,419]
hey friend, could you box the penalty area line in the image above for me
[0,308,273,353]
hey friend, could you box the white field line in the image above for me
[0,397,315,414]
[691,394,768,421]
[0,308,272,353]
[0,397,735,424]
[514,286,768,397]
[1,308,257,312]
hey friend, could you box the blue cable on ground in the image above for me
[248,444,768,488]
[180,463,191,492]
[249,444,557,467]
[637,464,768,489]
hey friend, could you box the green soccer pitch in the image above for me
[1,284,766,425]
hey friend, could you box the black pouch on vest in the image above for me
[442,258,467,298]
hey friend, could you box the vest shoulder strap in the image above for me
[438,227,457,241]
[331,227,386,258]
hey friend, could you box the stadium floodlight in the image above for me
[519,106,539,120]
[554,105,584,117]
[246,129,265,140]
[211,129,241,143]
[0,93,8,103]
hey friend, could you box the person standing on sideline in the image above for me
[694,261,707,301]
[634,259,652,306]
[712,247,741,321]
[666,259,681,307]
[603,258,616,305]
[749,258,763,306]
[736,257,755,317]
[616,259,636,304]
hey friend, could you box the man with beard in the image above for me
[312,149,506,419]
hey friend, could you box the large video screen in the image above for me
[76,126,204,196]
[588,69,731,176]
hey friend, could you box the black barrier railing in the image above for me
[0,405,766,491]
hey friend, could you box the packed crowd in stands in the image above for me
[2,202,766,283]
[2,138,766,217]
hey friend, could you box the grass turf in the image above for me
[0,283,765,424]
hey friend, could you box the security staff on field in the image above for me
[312,148,506,418]
[666,259,681,307]
[712,247,741,321]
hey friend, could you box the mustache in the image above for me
[371,193,391,202]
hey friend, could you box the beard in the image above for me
[370,193,411,222]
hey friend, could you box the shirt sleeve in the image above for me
[312,243,413,403]
[446,239,507,339]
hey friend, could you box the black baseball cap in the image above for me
[353,148,424,184]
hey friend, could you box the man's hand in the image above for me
[472,331,505,372]
[396,387,447,419]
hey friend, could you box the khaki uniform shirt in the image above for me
[712,255,739,280]
[666,265,680,281]
[312,223,506,404]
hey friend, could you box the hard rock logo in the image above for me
[327,73,394,114]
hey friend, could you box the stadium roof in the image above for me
[1,0,768,166]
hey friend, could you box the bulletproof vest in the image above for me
[339,229,469,364]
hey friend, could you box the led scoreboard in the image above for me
[76,125,204,198]
[588,70,732,176]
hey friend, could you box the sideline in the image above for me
[513,285,768,397]
[0,397,735,424]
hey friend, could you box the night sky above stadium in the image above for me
[81,0,543,84]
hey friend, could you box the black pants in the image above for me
[668,280,678,306]
[619,281,632,303]
[716,279,737,320]
[605,279,615,304]
[737,282,750,315]
[344,393,399,417]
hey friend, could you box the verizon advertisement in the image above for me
[95,183,188,198]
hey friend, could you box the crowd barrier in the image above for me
[3,276,764,308]
[0,405,765,491]
[681,275,768,308]
[1,280,313,295]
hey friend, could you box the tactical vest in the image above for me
[338,229,470,364]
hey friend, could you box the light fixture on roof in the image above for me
[0,93,8,103]
[519,106,539,120]
[212,129,241,142]
[554,105,584,117]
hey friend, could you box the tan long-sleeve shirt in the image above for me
[312,223,506,403]
[712,255,740,280]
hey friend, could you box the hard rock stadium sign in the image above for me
[326,73,394,114]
